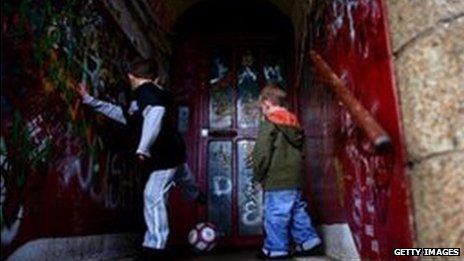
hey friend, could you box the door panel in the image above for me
[172,36,289,245]
[204,46,265,240]
[209,83,235,130]
[237,139,262,236]
[263,52,287,88]
[209,50,234,130]
[207,140,233,236]
[237,50,261,129]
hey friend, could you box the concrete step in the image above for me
[110,251,330,261]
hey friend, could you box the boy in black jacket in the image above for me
[75,59,204,256]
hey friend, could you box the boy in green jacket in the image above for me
[252,85,322,259]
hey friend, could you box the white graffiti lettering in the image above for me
[238,67,257,85]
[213,176,232,196]
[1,172,24,246]
[1,205,23,246]
[263,65,284,84]
[241,179,263,227]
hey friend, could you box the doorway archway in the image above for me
[150,0,412,259]
[168,0,298,247]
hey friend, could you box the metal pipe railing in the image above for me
[309,50,392,151]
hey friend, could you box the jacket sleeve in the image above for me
[136,105,165,157]
[252,120,276,183]
[82,93,127,125]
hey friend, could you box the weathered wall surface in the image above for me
[386,0,464,249]
[305,0,413,259]
[1,0,155,258]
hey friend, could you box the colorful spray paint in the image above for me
[1,0,144,257]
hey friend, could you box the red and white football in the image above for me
[188,222,218,252]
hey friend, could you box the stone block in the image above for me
[395,17,464,159]
[409,151,464,249]
[387,0,464,51]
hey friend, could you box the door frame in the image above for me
[192,33,295,246]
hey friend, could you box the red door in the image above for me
[171,35,291,246]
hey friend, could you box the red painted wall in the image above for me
[301,0,413,259]
[1,1,144,258]
[2,0,415,259]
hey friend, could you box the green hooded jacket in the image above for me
[252,119,305,190]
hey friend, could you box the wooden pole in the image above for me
[309,50,392,151]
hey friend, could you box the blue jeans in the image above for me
[263,189,321,257]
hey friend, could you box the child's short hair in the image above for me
[259,84,287,106]
[127,58,157,79]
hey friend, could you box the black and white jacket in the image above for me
[82,82,186,171]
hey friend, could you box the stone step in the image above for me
[109,253,330,261]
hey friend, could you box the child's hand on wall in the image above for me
[74,82,90,98]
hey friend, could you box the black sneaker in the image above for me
[255,251,290,260]
[293,243,324,257]
[138,247,173,260]
[135,247,149,261]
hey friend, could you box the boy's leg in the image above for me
[173,163,199,201]
[262,190,297,258]
[290,190,321,253]
[143,167,176,249]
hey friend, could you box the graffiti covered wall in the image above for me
[1,0,145,257]
[301,0,413,259]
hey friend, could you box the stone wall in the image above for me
[386,0,464,249]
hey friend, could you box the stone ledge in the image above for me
[320,223,360,260]
[6,233,140,261]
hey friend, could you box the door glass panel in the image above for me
[209,51,234,129]
[263,53,286,88]
[237,50,260,128]
[208,141,233,236]
[237,140,263,235]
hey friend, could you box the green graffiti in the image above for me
[3,0,136,171]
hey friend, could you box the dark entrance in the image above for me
[169,0,294,246]
[167,0,413,258]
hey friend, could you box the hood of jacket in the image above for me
[266,108,304,149]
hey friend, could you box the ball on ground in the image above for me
[188,222,217,252]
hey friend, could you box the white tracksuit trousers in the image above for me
[143,167,176,249]
[142,163,199,249]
